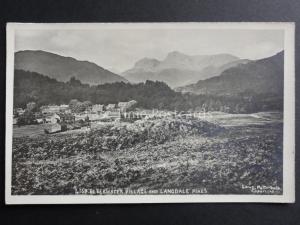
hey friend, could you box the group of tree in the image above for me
[14,69,283,114]
[16,101,39,126]
[69,99,92,113]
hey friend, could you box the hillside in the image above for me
[123,51,241,88]
[13,69,176,109]
[14,69,282,113]
[15,50,128,85]
[176,51,284,95]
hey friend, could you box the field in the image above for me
[13,124,47,138]
[11,112,283,195]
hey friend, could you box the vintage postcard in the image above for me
[5,23,295,204]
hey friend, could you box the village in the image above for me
[13,100,141,134]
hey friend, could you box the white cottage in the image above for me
[45,113,60,124]
[106,104,116,111]
[92,104,104,113]
[118,100,137,111]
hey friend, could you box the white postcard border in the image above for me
[5,22,295,204]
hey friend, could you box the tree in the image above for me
[26,102,37,112]
[69,99,91,113]
[17,110,36,126]
[68,76,82,86]
[14,69,284,114]
[82,101,92,110]
[69,99,80,112]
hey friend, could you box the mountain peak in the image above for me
[135,57,160,65]
[123,51,243,88]
[134,57,161,70]
[166,51,188,59]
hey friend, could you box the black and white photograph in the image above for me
[5,23,295,204]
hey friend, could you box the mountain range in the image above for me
[122,51,249,88]
[15,50,128,85]
[14,49,284,99]
[176,51,284,96]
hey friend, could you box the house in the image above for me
[36,118,44,124]
[58,113,75,123]
[45,113,60,124]
[92,104,104,113]
[105,111,121,119]
[87,113,102,121]
[81,126,91,132]
[106,104,116,111]
[83,109,92,114]
[118,100,137,111]
[75,113,89,122]
[41,105,60,114]
[15,108,25,115]
[63,109,72,114]
[74,113,101,122]
[59,104,69,112]
[13,118,17,125]
[45,123,62,134]
[34,112,43,118]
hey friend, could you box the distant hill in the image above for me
[15,50,128,85]
[123,51,241,88]
[176,51,284,95]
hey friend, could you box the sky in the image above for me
[15,28,284,73]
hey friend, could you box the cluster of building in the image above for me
[13,100,138,133]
